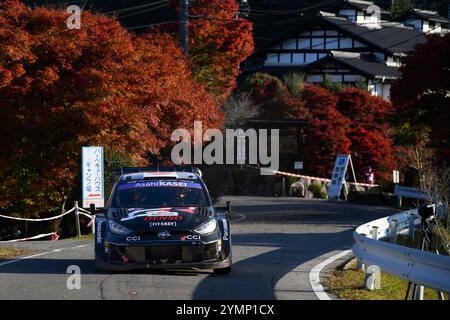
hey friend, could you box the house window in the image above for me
[298,38,310,49]
[279,53,291,64]
[306,74,324,82]
[311,38,325,49]
[265,53,278,65]
[325,38,338,49]
[305,53,318,64]
[292,53,305,64]
[326,74,343,83]
[339,37,353,49]
[282,39,297,50]
[429,21,436,29]
[344,74,363,82]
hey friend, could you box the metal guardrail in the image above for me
[352,207,450,294]
[394,185,428,200]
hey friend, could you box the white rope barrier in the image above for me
[78,209,91,215]
[248,165,379,188]
[0,207,75,222]
[0,204,97,242]
[0,232,58,243]
[78,211,94,220]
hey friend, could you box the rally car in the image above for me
[92,166,232,274]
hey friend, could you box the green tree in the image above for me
[391,0,413,18]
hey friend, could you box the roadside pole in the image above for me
[179,0,189,56]
[74,201,81,238]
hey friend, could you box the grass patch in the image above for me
[324,261,448,300]
[0,247,31,260]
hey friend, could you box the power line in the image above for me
[111,3,170,20]
[100,0,169,15]
[126,20,176,31]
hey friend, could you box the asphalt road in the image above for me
[0,196,395,300]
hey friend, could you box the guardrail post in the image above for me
[356,259,365,271]
[414,285,424,300]
[371,226,379,240]
[389,219,398,243]
[397,196,402,209]
[74,201,81,238]
[408,214,415,240]
[91,217,95,235]
[364,265,381,290]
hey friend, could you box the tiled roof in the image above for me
[406,8,450,24]
[341,0,389,14]
[319,13,427,54]
[306,51,402,79]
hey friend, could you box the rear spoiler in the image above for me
[112,165,202,179]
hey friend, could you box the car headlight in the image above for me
[194,219,217,235]
[109,221,132,235]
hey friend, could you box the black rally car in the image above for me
[92,166,232,274]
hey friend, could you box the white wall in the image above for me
[404,18,443,34]
[422,20,442,34]
[368,80,391,100]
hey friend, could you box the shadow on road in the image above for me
[0,256,215,276]
[192,229,353,299]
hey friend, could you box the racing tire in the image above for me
[213,266,232,275]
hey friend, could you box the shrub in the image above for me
[308,182,328,199]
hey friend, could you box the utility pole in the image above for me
[179,0,189,56]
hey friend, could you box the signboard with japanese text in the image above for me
[82,146,104,208]
[294,161,303,170]
[327,155,351,199]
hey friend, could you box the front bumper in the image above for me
[96,240,230,271]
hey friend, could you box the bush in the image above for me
[308,182,328,199]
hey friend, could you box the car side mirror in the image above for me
[226,201,232,213]
[90,203,106,215]
[90,203,95,215]
[214,201,232,214]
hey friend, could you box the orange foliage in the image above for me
[0,1,222,216]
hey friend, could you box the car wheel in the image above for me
[213,266,232,275]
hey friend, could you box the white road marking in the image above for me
[0,249,64,267]
[309,250,352,300]
[0,244,90,268]
[231,213,246,223]
[70,244,89,249]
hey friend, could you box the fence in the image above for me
[352,206,450,295]
[0,201,94,243]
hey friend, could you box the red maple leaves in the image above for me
[0,1,223,216]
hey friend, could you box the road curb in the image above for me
[309,250,353,300]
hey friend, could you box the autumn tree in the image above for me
[336,88,396,181]
[0,1,222,218]
[174,0,254,102]
[301,84,351,177]
[241,73,399,181]
[241,72,299,119]
[241,74,351,177]
[391,33,450,164]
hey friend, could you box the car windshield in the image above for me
[112,179,209,208]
